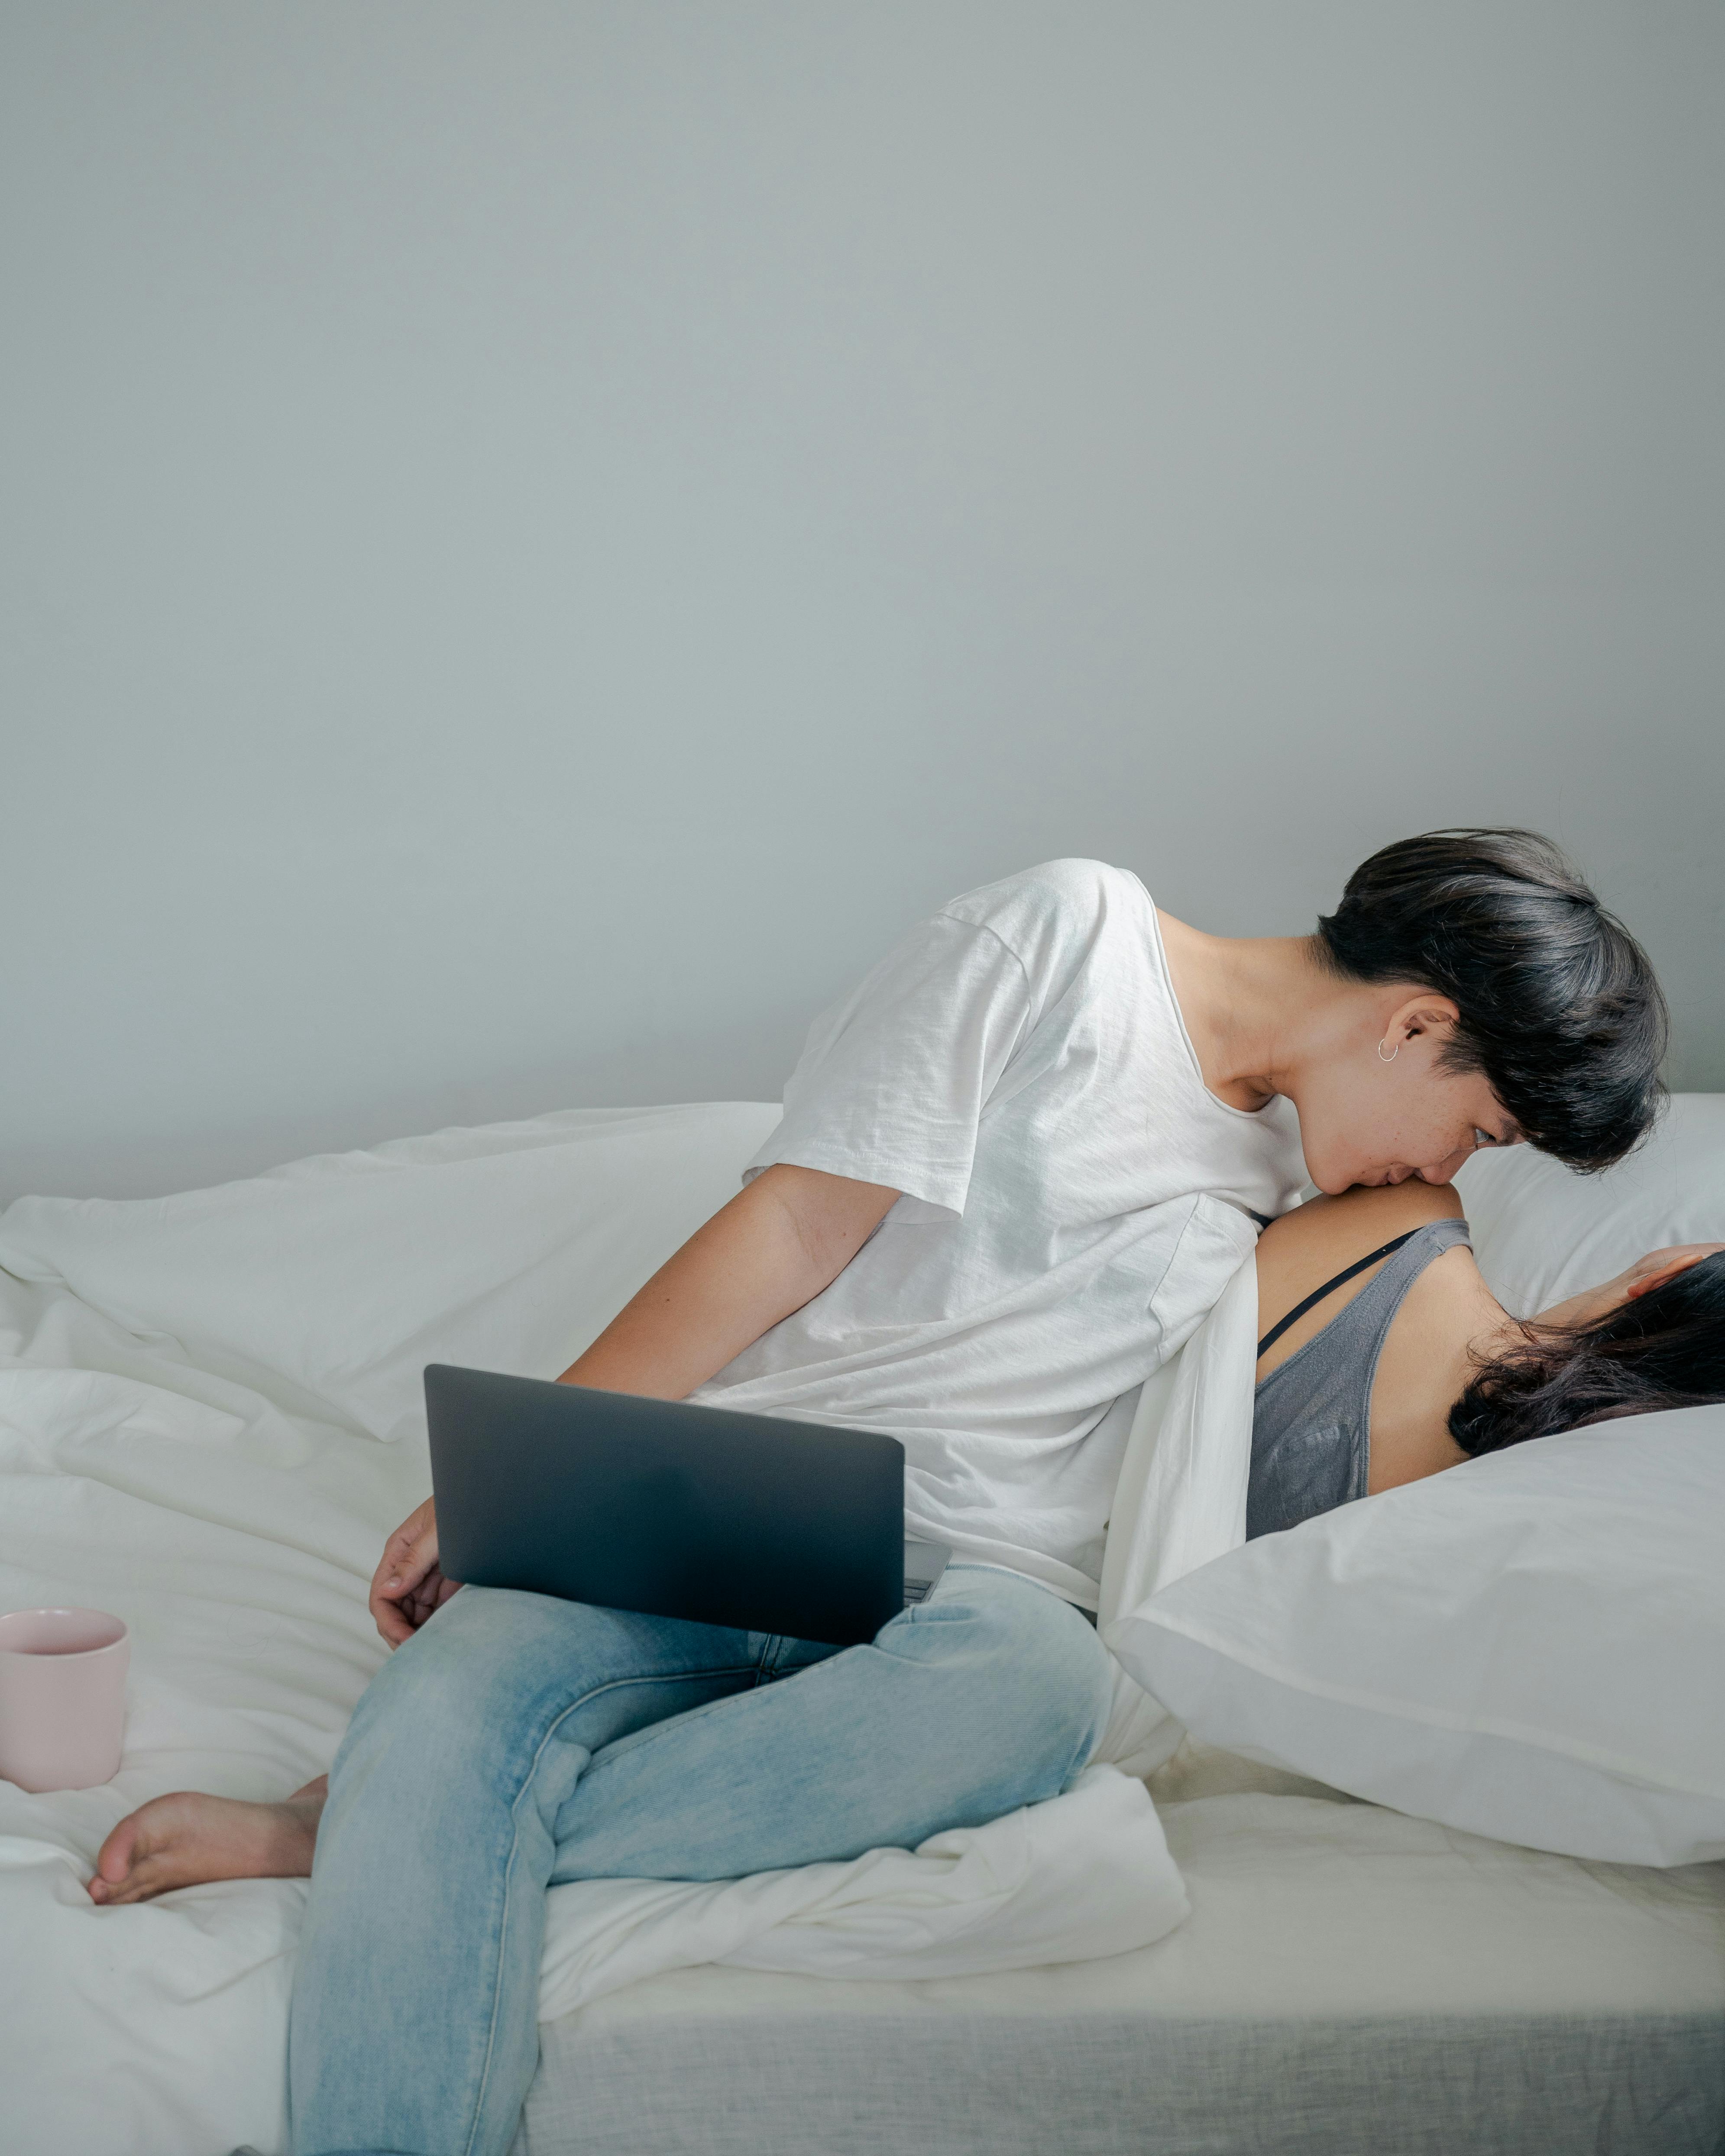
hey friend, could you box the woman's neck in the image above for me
[1369,1250,1523,1489]
[1155,911,1341,1111]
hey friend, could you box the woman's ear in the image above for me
[1383,993,1462,1049]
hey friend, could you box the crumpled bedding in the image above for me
[0,1105,1239,2156]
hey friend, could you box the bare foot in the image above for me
[87,1777,328,1906]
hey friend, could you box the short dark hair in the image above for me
[1449,1249,1725,1457]
[1316,828,1667,1170]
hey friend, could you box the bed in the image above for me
[2,1098,1722,2156]
[521,1738,1725,2156]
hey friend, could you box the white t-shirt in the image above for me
[687,859,1309,1607]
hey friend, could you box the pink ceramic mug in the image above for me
[0,1608,130,1794]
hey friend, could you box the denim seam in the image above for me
[573,1598,1103,1832]
[551,1573,1069,1800]
[761,1631,811,1681]
[459,1659,760,2156]
[571,1623,916,1793]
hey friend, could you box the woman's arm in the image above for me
[368,1164,901,1644]
[555,1163,901,1395]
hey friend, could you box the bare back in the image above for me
[1254,1182,1511,1494]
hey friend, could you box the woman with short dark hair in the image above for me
[1315,827,1665,1174]
[86,829,1670,2156]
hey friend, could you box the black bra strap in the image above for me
[1256,1227,1424,1359]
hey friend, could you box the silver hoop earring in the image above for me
[1377,1038,1399,1063]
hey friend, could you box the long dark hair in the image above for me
[1448,1250,1725,1458]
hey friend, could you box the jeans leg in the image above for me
[288,1567,1113,2156]
[551,1565,1116,1881]
[287,1586,777,2156]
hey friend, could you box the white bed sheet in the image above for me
[0,1107,1192,2156]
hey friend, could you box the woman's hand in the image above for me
[369,1497,462,1647]
[1619,1243,1725,1298]
[1534,1242,1725,1332]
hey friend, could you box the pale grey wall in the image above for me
[3,1,1720,1203]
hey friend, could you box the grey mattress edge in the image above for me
[519,2008,1725,2156]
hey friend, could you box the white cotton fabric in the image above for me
[689,859,1308,1606]
[0,1102,788,1446]
[1109,1402,1725,1869]
[0,1105,1189,2156]
[536,1764,1185,2017]
[1456,1090,1725,1317]
[1094,1253,1263,1775]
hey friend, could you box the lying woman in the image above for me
[84,831,1676,2156]
[1249,1179,1722,1533]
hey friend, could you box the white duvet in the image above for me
[0,1105,1252,2156]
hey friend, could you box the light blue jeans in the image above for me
[287,1563,1113,2156]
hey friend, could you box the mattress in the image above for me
[517,1745,1725,2156]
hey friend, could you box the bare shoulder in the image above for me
[1254,1181,1463,1371]
[1257,1180,1462,1269]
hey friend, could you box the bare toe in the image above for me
[89,1791,201,1903]
[94,1808,145,1888]
[89,1851,181,1906]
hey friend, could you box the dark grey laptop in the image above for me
[424,1364,952,1647]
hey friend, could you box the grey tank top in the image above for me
[1248,1217,1473,1540]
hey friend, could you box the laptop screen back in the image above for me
[425,1364,907,1645]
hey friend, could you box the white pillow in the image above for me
[1457,1091,1725,1317]
[0,1103,780,1443]
[1107,1402,1725,1867]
